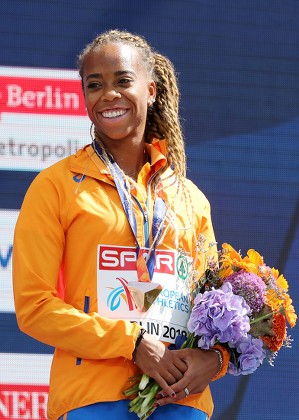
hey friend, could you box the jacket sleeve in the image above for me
[12,169,141,360]
[193,188,218,270]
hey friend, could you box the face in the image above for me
[82,43,156,146]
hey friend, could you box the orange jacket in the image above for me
[13,140,218,419]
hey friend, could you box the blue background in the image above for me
[1,1,298,419]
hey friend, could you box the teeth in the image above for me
[102,109,126,118]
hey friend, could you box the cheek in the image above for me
[84,94,96,110]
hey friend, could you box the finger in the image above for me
[161,370,177,386]
[167,365,184,382]
[154,376,177,399]
[167,376,188,396]
[173,357,188,374]
[155,387,189,407]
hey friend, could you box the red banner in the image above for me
[0,384,49,420]
[0,76,85,116]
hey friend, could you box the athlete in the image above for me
[13,30,229,419]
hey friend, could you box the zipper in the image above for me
[76,295,90,366]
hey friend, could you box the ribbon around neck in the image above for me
[92,141,167,293]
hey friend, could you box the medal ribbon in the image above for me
[93,142,166,282]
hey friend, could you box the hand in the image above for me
[134,332,187,398]
[155,348,220,405]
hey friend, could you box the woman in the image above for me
[13,30,229,419]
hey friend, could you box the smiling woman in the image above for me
[80,42,155,173]
[13,29,227,420]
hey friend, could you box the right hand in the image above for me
[134,332,187,398]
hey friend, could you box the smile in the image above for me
[101,109,127,118]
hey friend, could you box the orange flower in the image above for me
[247,248,264,271]
[262,313,286,352]
[265,274,296,329]
[284,294,297,328]
[219,243,256,278]
[266,288,284,312]
[218,243,297,330]
[275,272,289,292]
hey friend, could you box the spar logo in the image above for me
[107,277,136,312]
[100,246,176,312]
[99,245,175,274]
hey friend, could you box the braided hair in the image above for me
[77,29,186,181]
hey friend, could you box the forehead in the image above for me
[83,43,147,76]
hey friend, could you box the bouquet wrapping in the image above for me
[124,242,297,418]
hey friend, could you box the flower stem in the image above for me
[123,382,140,397]
[250,310,278,325]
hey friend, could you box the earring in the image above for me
[89,123,94,141]
[148,98,156,106]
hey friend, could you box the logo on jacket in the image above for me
[73,174,86,183]
[107,277,135,311]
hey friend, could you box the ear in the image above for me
[147,80,156,105]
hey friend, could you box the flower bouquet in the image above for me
[124,242,297,419]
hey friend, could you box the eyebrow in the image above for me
[85,70,136,81]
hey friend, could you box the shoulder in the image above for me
[184,177,210,204]
[160,171,212,221]
[22,148,90,208]
[31,146,88,186]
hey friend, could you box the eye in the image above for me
[86,82,102,89]
[118,78,133,85]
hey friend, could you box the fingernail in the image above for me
[171,392,177,398]
[153,402,160,407]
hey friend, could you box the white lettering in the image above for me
[54,88,63,108]
[11,391,30,419]
[35,90,46,107]
[0,393,9,416]
[22,91,35,108]
[120,251,136,267]
[31,392,47,419]
[45,86,53,108]
[101,250,119,267]
[6,85,22,106]
[155,254,173,272]
[0,390,48,420]
[64,92,79,109]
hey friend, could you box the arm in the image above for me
[12,169,140,360]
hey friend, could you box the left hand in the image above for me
[155,348,220,405]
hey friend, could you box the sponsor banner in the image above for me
[0,210,18,312]
[0,353,52,419]
[0,66,85,116]
[0,384,48,420]
[97,245,192,343]
[0,66,90,172]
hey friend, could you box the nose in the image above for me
[102,87,121,101]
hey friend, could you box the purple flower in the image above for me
[223,270,266,312]
[228,335,266,376]
[187,283,251,349]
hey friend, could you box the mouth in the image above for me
[101,109,127,119]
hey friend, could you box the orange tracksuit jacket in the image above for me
[13,140,220,419]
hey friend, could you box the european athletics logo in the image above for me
[107,277,135,311]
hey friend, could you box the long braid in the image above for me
[150,53,186,180]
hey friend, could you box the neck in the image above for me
[94,136,149,180]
